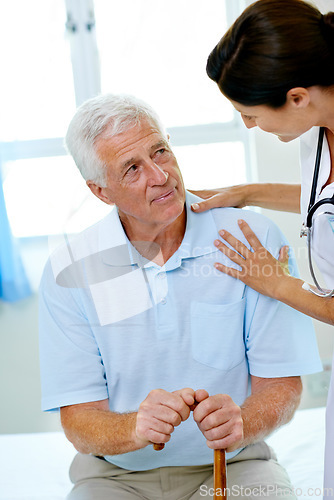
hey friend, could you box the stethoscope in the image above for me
[300,127,334,297]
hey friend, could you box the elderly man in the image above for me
[39,94,321,500]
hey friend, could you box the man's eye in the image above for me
[126,165,138,174]
[155,148,170,159]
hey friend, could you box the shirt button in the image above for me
[160,298,167,305]
[158,273,166,280]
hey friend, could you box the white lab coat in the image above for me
[300,127,334,498]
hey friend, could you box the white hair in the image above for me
[65,94,167,187]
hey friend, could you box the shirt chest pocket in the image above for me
[190,298,246,372]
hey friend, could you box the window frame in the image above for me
[1,0,255,237]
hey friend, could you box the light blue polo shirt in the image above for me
[39,191,321,471]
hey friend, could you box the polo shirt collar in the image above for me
[98,208,139,267]
[178,191,218,260]
[98,191,218,269]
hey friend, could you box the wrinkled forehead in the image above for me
[95,120,168,171]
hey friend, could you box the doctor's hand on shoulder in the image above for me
[213,220,290,300]
[190,183,300,214]
[190,185,249,212]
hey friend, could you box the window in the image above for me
[0,0,76,141]
[1,0,251,238]
[3,157,106,237]
[95,0,233,127]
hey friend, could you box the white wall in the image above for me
[0,236,62,434]
[0,292,61,434]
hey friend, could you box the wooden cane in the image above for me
[214,449,227,500]
[153,443,165,451]
[155,443,227,498]
[153,401,227,499]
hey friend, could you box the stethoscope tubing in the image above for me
[307,229,334,297]
[302,127,334,297]
[306,195,334,229]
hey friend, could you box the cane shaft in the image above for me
[214,449,226,499]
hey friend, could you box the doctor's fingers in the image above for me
[190,186,248,213]
[213,239,248,272]
[215,230,252,261]
[237,220,264,251]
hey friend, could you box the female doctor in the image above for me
[191,0,334,495]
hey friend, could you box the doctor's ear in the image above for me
[286,87,310,108]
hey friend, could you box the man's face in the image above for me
[91,120,186,234]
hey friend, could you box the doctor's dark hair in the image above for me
[65,94,167,187]
[207,0,334,108]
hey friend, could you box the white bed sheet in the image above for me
[0,407,325,500]
[267,406,325,497]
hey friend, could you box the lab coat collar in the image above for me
[300,126,331,216]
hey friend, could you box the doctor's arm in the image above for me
[60,388,195,456]
[213,220,334,326]
[190,183,301,214]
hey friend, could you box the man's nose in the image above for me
[147,162,169,186]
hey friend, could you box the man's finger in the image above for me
[172,388,195,418]
[194,389,210,404]
[140,390,191,425]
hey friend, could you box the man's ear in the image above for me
[286,87,310,108]
[86,180,115,206]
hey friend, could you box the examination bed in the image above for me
[0,406,325,499]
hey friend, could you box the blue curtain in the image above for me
[0,167,32,302]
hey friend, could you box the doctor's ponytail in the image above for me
[320,12,334,54]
